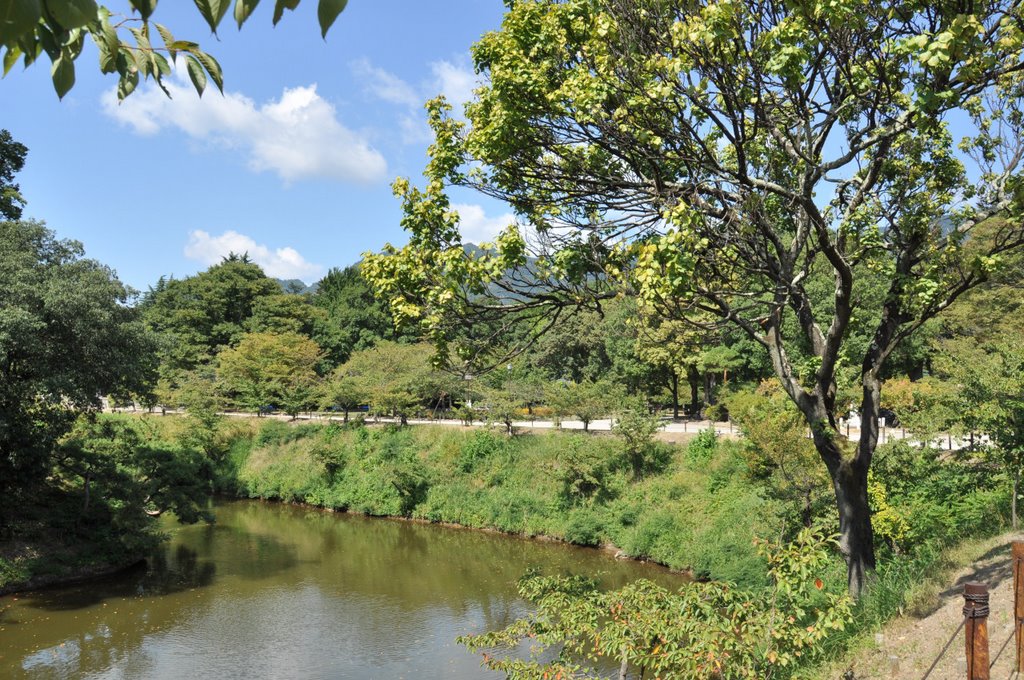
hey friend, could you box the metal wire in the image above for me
[991,626,1016,669]
[921,616,967,680]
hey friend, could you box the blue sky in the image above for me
[3,2,513,290]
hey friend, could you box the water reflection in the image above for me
[0,500,686,679]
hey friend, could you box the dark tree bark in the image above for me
[670,370,680,419]
[687,365,701,414]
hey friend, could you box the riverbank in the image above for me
[217,417,781,586]
[0,535,148,596]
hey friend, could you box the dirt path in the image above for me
[845,533,1024,679]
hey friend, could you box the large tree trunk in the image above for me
[670,370,680,419]
[703,372,716,406]
[687,365,701,414]
[832,457,876,595]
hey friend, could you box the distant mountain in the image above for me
[275,278,318,295]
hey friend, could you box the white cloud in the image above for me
[103,79,387,184]
[398,113,434,145]
[452,203,516,244]
[184,230,324,281]
[430,59,477,113]
[351,58,421,108]
[351,57,479,133]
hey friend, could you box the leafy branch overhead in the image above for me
[0,0,349,99]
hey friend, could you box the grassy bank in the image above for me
[219,420,785,587]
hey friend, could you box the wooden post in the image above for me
[1014,541,1024,675]
[964,582,990,680]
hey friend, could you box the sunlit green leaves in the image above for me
[460,529,853,679]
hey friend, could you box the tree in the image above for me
[217,331,322,418]
[246,293,325,338]
[728,382,831,530]
[0,219,155,530]
[342,341,437,425]
[612,397,663,479]
[547,380,619,432]
[0,1,348,100]
[479,381,525,435]
[62,417,213,525]
[0,129,27,220]
[319,365,367,423]
[936,338,1024,528]
[141,255,280,378]
[365,0,1024,595]
[311,265,412,366]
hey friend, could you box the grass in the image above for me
[212,419,786,587]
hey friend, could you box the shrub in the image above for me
[460,529,853,680]
[686,427,718,464]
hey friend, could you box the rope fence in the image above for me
[914,543,1024,680]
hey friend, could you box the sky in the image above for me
[3,2,514,291]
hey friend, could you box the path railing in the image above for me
[919,541,1024,680]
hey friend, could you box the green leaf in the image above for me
[271,0,298,25]
[194,48,221,92]
[117,67,138,99]
[50,46,73,98]
[151,50,169,76]
[316,0,345,38]
[3,44,22,74]
[154,22,175,58]
[128,25,150,53]
[0,0,42,47]
[185,53,206,96]
[93,13,117,72]
[42,0,96,30]
[234,0,259,28]
[193,0,230,34]
[128,0,156,20]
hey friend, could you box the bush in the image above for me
[460,529,853,680]
[686,427,718,464]
[704,402,728,422]
[563,509,606,546]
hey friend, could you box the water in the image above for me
[1,500,686,679]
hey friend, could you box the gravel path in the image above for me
[844,533,1024,679]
